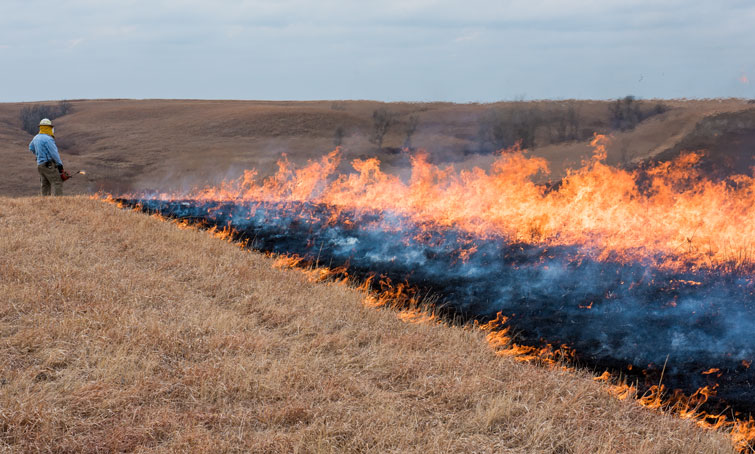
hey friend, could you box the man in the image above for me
[29,118,65,196]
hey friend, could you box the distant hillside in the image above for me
[650,107,755,179]
[0,98,751,197]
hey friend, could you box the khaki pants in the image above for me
[38,164,63,196]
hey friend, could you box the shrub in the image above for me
[333,126,345,147]
[609,96,668,132]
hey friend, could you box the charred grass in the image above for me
[0,196,737,453]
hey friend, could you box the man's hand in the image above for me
[57,164,63,173]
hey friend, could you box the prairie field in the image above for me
[0,196,737,453]
[1,99,753,453]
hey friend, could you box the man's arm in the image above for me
[44,138,63,167]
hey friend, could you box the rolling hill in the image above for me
[1,98,752,197]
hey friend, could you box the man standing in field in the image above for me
[29,118,65,196]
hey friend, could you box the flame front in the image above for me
[151,136,754,273]
[116,136,755,451]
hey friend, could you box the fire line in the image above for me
[105,136,755,451]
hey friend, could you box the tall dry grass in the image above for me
[0,196,736,453]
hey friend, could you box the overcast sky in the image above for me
[1,0,753,102]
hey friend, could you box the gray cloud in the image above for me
[0,0,753,101]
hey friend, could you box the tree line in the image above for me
[334,96,668,152]
[19,101,73,135]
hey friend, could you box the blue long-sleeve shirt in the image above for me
[29,134,63,167]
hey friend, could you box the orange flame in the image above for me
[396,307,438,325]
[144,136,754,274]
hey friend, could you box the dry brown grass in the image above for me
[0,195,737,453]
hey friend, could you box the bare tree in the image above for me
[610,96,642,131]
[547,102,581,144]
[58,101,73,116]
[565,103,580,141]
[477,106,541,152]
[403,114,419,149]
[369,108,397,149]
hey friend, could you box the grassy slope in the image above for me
[0,196,735,453]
